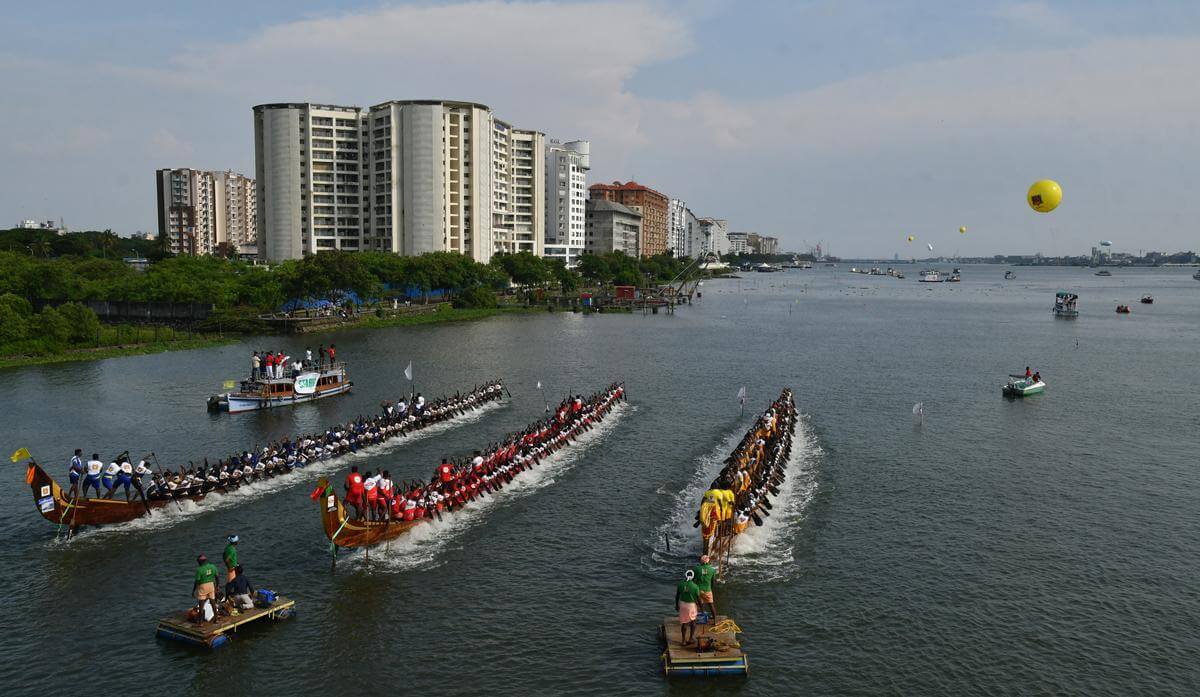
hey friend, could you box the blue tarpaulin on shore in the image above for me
[279,290,364,312]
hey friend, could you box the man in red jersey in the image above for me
[343,465,365,519]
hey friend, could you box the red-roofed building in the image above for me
[588,181,669,257]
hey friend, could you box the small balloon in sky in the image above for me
[1028,179,1063,213]
[959,226,967,234]
[927,242,934,252]
[906,235,915,242]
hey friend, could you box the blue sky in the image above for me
[3,0,1199,256]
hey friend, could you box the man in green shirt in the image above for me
[675,569,702,646]
[223,535,240,583]
[693,554,718,622]
[193,554,219,622]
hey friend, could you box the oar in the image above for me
[151,452,184,512]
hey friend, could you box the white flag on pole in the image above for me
[404,361,413,382]
[736,386,746,405]
[913,402,924,417]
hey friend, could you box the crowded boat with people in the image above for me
[695,389,796,576]
[208,344,351,413]
[23,381,507,536]
[311,383,626,553]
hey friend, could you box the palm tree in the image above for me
[98,230,119,259]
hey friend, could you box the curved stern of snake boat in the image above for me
[27,462,162,530]
[312,478,418,549]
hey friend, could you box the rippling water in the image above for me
[1,264,1197,695]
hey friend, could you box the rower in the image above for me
[132,459,153,500]
[101,459,121,498]
[363,470,380,521]
[378,470,395,519]
[436,458,454,484]
[344,466,365,520]
[111,456,135,501]
[68,449,84,497]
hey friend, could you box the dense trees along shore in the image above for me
[0,228,692,363]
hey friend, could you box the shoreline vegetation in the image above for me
[0,239,706,370]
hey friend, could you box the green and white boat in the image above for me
[1002,376,1045,397]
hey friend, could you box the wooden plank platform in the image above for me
[659,615,748,676]
[156,596,296,649]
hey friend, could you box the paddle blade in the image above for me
[309,484,325,501]
[752,512,765,526]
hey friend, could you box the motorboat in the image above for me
[1193,269,1200,280]
[1116,305,1131,314]
[1052,290,1079,318]
[1004,270,1016,280]
[1140,295,1153,304]
[919,270,942,283]
[946,272,961,282]
[1003,376,1045,397]
[209,361,352,413]
[1095,269,1112,277]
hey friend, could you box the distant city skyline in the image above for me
[3,1,1200,256]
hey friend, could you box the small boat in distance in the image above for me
[919,270,942,283]
[1116,304,1131,314]
[1053,290,1079,318]
[1004,270,1016,280]
[1140,295,1154,304]
[946,271,961,282]
[1095,269,1112,276]
[1003,376,1045,397]
[209,361,351,413]
[1193,269,1200,280]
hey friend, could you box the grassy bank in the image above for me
[356,304,543,330]
[0,337,235,370]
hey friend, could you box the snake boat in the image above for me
[696,389,796,575]
[313,384,626,552]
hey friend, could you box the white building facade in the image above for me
[544,140,590,267]
[667,198,690,258]
[700,218,731,255]
[255,100,545,263]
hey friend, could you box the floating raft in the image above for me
[659,615,748,677]
[155,596,296,648]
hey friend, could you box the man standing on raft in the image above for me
[675,569,701,646]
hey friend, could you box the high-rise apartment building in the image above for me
[725,230,750,254]
[254,100,544,263]
[700,218,730,255]
[254,103,367,261]
[156,167,256,256]
[667,198,689,257]
[585,199,641,256]
[588,181,669,257]
[544,140,590,267]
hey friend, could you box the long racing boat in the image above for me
[312,383,626,552]
[23,381,506,537]
[697,389,796,576]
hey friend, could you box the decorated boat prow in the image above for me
[25,460,169,534]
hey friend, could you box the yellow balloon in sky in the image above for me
[959,226,967,234]
[1027,180,1063,213]
[906,235,915,242]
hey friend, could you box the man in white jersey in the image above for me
[82,454,104,498]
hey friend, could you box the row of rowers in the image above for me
[339,384,626,522]
[62,381,505,501]
[698,390,796,535]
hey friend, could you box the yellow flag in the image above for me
[10,447,30,463]
[223,380,236,390]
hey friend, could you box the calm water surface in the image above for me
[1,265,1197,696]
